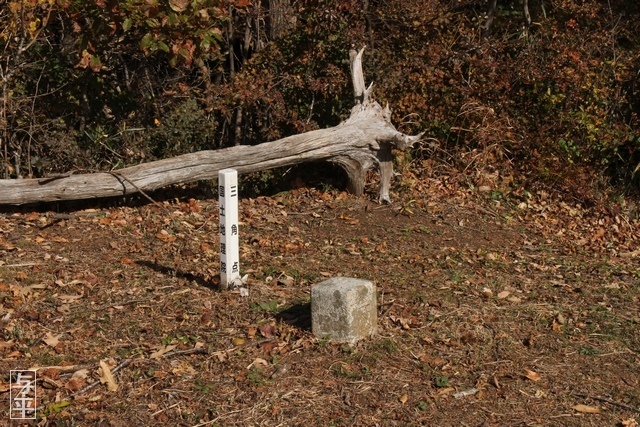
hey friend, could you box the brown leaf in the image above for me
[259,324,275,338]
[260,341,279,355]
[277,275,295,286]
[66,378,86,391]
[98,360,118,392]
[523,369,541,381]
[248,357,269,369]
[72,369,89,379]
[171,361,196,376]
[232,337,246,346]
[58,294,83,302]
[42,368,60,379]
[169,0,189,12]
[572,404,600,414]
[43,332,61,348]
[150,344,177,359]
[156,230,176,242]
[246,326,258,339]
[497,290,511,299]
[399,394,408,404]
[0,340,14,350]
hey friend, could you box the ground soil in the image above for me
[0,172,639,427]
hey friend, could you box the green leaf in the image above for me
[122,18,132,31]
[435,375,449,388]
[145,18,160,28]
[89,54,102,72]
[158,41,170,53]
[140,33,154,51]
[45,400,72,414]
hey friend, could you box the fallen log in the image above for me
[0,48,422,205]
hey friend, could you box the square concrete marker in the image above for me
[311,277,377,343]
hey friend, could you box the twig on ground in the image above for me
[3,262,41,267]
[573,391,640,413]
[380,300,396,317]
[151,402,181,417]
[163,346,208,358]
[93,299,148,311]
[163,338,275,359]
[30,363,94,373]
[190,408,248,427]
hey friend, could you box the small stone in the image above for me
[311,277,377,343]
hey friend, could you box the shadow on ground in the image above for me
[135,259,219,290]
[276,302,312,332]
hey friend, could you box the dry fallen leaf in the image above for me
[523,369,541,381]
[232,337,246,346]
[67,378,86,391]
[248,357,269,369]
[43,332,61,348]
[156,230,176,242]
[621,419,638,427]
[72,369,89,379]
[246,326,258,339]
[497,290,511,299]
[150,344,177,359]
[436,387,455,396]
[98,360,118,392]
[259,324,275,338]
[572,404,600,414]
[58,294,83,302]
[171,361,197,376]
[399,393,408,404]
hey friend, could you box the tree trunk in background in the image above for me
[268,0,295,40]
[0,48,422,206]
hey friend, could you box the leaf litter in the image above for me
[0,178,638,425]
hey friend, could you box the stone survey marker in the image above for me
[311,277,377,343]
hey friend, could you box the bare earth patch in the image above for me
[0,177,638,426]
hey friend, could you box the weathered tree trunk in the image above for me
[0,48,422,205]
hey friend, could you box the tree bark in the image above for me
[0,48,422,205]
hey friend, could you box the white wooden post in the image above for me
[219,169,240,289]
